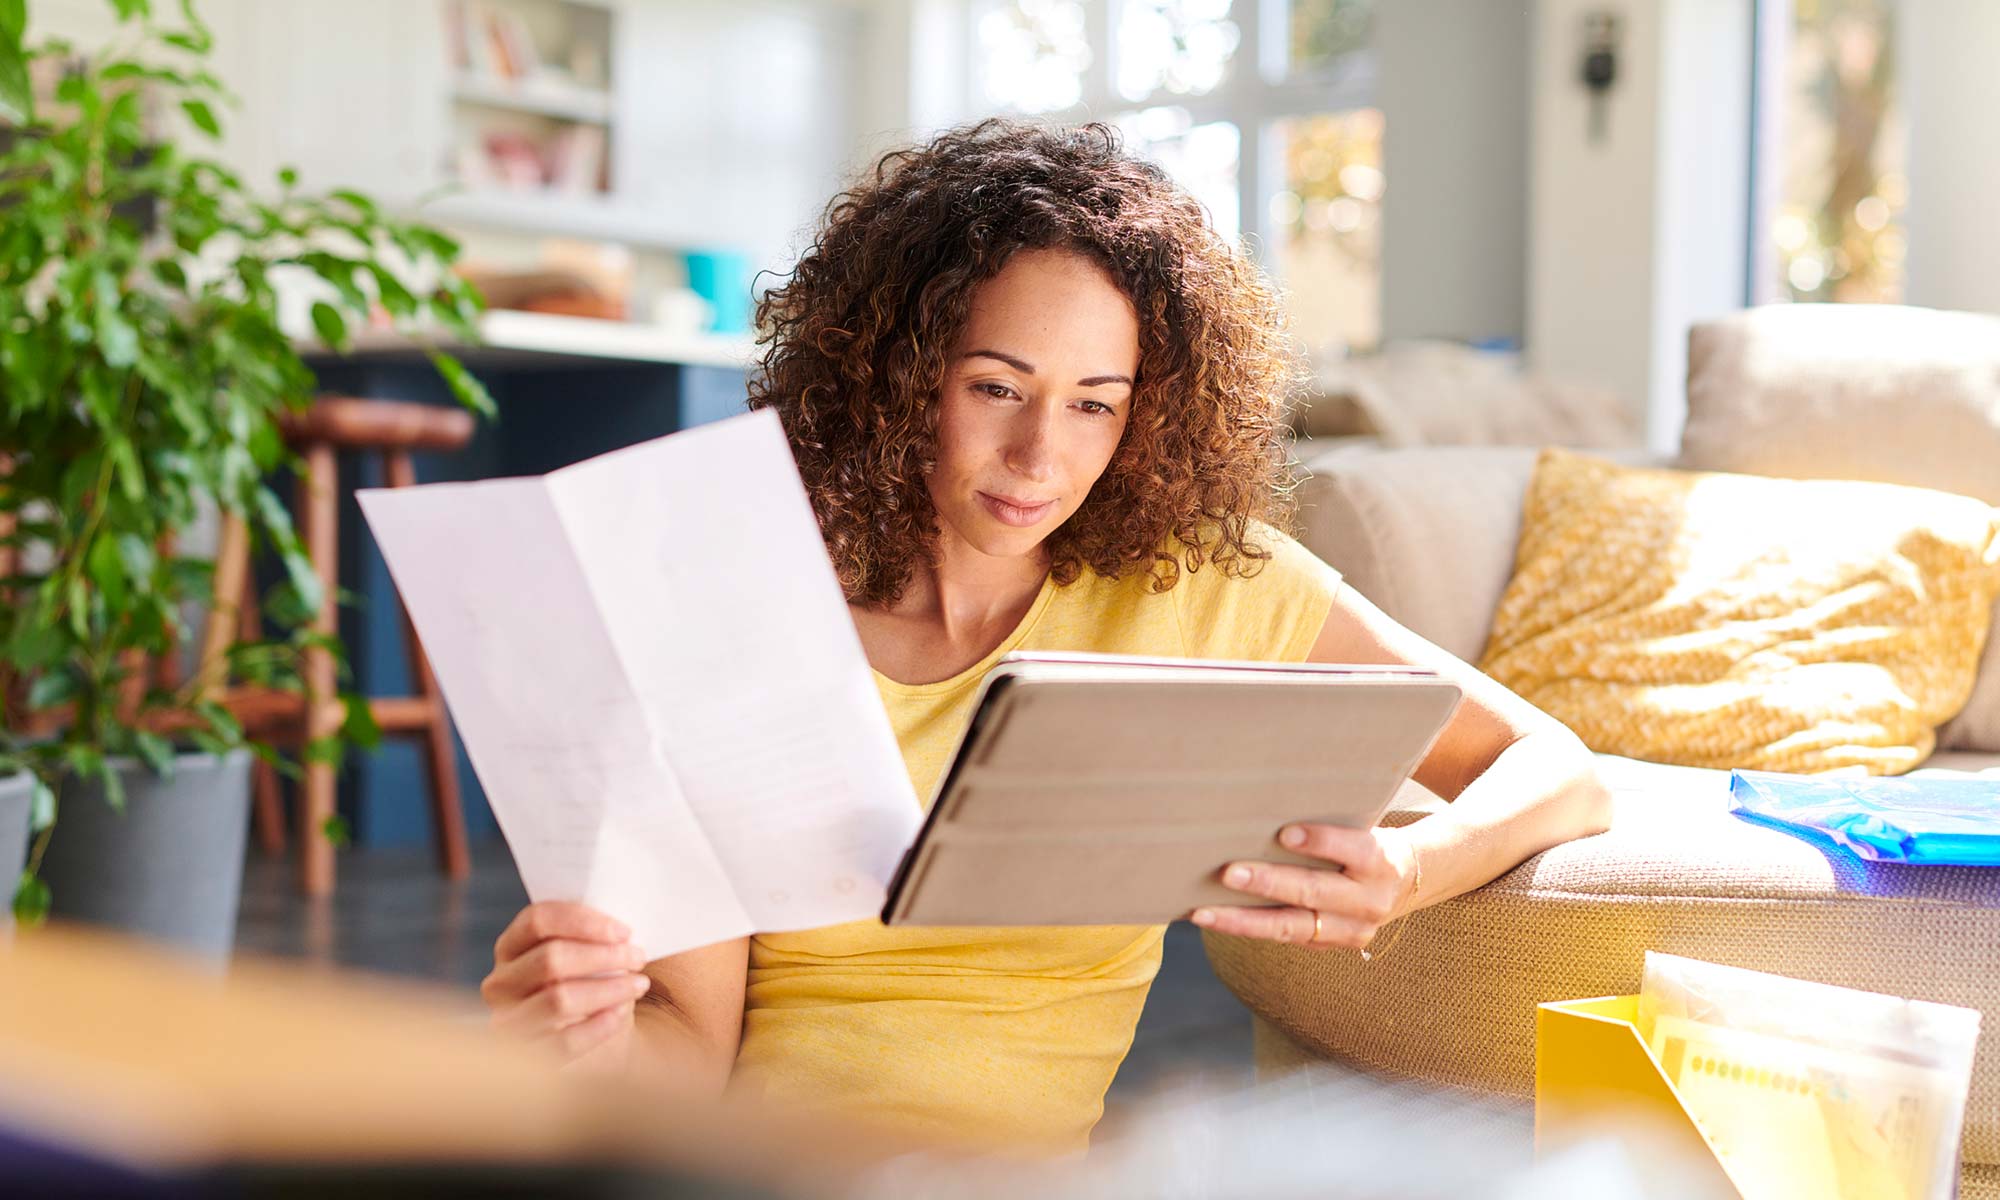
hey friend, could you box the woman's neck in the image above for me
[890,529,1049,645]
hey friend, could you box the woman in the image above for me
[481,121,1611,1156]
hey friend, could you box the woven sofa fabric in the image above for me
[1682,304,2000,753]
[1202,753,2000,1169]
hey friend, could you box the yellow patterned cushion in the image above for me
[1479,449,2000,775]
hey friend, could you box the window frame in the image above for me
[965,0,1380,259]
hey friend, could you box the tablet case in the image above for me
[880,652,1463,926]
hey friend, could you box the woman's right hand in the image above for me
[481,900,652,1067]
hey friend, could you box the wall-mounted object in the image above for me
[1582,10,1621,144]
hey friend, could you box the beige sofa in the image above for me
[1203,305,2000,1192]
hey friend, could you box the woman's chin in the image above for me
[952,514,1058,560]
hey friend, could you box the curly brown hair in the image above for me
[747,118,1305,607]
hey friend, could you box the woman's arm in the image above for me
[628,935,751,1092]
[1194,585,1611,948]
[1305,584,1613,918]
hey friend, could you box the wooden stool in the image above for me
[201,397,477,897]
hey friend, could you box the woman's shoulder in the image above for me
[1062,520,1341,663]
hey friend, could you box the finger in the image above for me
[495,901,632,964]
[483,937,646,1005]
[555,1003,632,1062]
[1275,822,1389,874]
[494,972,651,1035]
[1191,904,1376,951]
[1218,860,1385,923]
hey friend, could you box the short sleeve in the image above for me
[1171,521,1343,663]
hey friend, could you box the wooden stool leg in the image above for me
[386,450,470,880]
[251,759,286,857]
[237,570,287,857]
[298,445,341,897]
[196,514,250,701]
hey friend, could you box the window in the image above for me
[970,0,1382,356]
[1766,0,1903,303]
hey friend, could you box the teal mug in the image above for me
[684,249,754,333]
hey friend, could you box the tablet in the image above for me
[880,651,1464,927]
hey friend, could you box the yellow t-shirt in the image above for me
[732,524,1342,1156]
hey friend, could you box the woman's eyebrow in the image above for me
[965,349,1132,388]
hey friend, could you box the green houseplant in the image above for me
[0,0,493,937]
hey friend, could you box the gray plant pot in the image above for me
[0,770,32,929]
[39,747,252,963]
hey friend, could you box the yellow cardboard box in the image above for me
[1535,994,1743,1198]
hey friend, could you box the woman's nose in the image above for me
[1005,406,1059,482]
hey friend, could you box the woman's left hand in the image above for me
[1190,823,1419,952]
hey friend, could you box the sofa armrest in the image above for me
[1291,445,1542,664]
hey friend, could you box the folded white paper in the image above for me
[356,410,921,959]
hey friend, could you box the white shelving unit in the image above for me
[444,0,615,199]
[419,189,711,253]
[449,72,613,124]
[316,310,759,370]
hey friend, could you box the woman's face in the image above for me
[927,247,1138,563]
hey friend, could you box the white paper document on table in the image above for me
[356,410,921,959]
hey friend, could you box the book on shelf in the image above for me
[444,1,544,82]
[547,123,606,195]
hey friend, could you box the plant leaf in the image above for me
[331,189,378,220]
[12,871,50,924]
[87,534,129,611]
[134,730,175,777]
[26,775,55,832]
[339,691,382,750]
[426,350,495,419]
[0,0,31,125]
[93,287,140,369]
[27,669,77,711]
[309,300,347,352]
[321,812,351,849]
[100,759,127,815]
[180,97,220,138]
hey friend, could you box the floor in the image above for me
[232,837,1254,1114]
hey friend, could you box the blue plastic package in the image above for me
[1729,770,2000,865]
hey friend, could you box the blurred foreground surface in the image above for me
[0,849,1720,1197]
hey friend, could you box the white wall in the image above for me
[1527,0,1751,452]
[1900,0,2000,315]
[1375,0,1533,345]
[614,0,863,273]
[28,0,868,281]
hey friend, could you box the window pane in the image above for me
[1269,110,1384,358]
[977,0,1092,114]
[1116,0,1241,102]
[1287,0,1373,76]
[1775,0,1903,302]
[1114,107,1240,241]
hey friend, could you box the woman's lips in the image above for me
[977,491,1057,527]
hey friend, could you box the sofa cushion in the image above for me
[1680,304,2000,505]
[1203,752,2000,1171]
[1681,304,2000,752]
[1479,449,2000,775]
[1292,445,1541,664]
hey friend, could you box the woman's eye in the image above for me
[976,382,1016,400]
[1077,400,1115,416]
